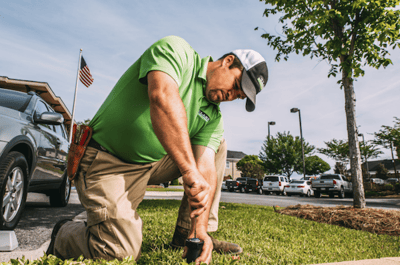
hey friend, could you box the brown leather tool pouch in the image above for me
[67,124,93,180]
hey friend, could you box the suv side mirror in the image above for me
[34,112,64,125]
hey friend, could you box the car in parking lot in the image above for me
[386,178,399,184]
[0,88,71,229]
[221,181,227,191]
[285,180,313,197]
[370,178,385,185]
[261,175,289,195]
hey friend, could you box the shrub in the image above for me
[384,184,394,191]
[365,191,378,197]
[171,178,179,185]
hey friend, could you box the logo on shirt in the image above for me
[198,110,210,122]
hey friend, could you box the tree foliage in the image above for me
[297,155,331,176]
[318,138,383,165]
[257,0,400,81]
[375,163,389,180]
[334,162,347,175]
[259,131,315,179]
[236,155,266,179]
[258,0,400,208]
[373,117,400,158]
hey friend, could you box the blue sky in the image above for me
[1,1,399,176]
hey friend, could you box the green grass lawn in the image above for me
[10,200,400,265]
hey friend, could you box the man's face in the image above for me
[205,56,246,103]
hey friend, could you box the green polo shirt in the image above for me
[90,36,224,164]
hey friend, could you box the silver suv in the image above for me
[0,88,71,229]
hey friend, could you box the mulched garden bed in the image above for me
[276,204,400,236]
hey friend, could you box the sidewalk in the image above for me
[0,190,398,264]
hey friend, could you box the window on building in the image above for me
[226,161,230,169]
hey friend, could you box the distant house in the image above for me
[224,150,247,180]
[362,159,400,177]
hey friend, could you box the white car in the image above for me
[285,180,313,197]
[370,178,384,185]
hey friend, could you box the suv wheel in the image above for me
[49,172,71,207]
[306,189,311,197]
[258,189,263,195]
[0,152,28,230]
[314,191,321,198]
[240,187,245,193]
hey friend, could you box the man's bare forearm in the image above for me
[147,71,197,174]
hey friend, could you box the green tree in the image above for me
[259,131,315,179]
[297,155,331,176]
[77,118,91,129]
[334,162,347,176]
[375,163,389,180]
[258,0,400,208]
[236,155,266,179]
[318,139,382,169]
[373,117,400,176]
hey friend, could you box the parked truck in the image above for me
[311,174,352,198]
[225,177,263,194]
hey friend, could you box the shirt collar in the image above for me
[199,56,219,107]
[198,56,212,83]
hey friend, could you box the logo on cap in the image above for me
[257,77,264,91]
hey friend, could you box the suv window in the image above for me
[264,176,279,182]
[35,100,55,131]
[54,124,66,138]
[0,88,32,112]
[320,175,341,180]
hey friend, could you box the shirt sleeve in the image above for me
[138,36,193,87]
[191,114,224,153]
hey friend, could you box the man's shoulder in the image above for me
[152,35,193,53]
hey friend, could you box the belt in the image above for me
[88,138,111,154]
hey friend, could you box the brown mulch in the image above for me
[276,204,400,236]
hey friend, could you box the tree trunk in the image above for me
[342,71,366,208]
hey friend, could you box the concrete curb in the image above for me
[0,240,49,263]
[0,210,88,263]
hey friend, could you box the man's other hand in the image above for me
[182,171,210,218]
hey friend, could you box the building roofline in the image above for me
[0,76,72,133]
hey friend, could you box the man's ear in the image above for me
[222,55,235,67]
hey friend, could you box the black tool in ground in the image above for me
[185,215,204,263]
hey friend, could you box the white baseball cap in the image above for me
[231,49,268,112]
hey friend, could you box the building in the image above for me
[363,159,400,176]
[0,76,72,134]
[224,150,247,180]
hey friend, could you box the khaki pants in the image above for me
[54,139,227,261]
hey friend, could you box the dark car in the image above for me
[0,88,71,229]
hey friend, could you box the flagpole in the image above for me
[69,49,82,144]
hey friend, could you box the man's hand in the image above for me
[182,170,210,218]
[182,232,213,265]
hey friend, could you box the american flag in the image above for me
[79,57,94,87]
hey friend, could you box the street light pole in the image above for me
[291,108,306,179]
[268,121,276,140]
[358,133,369,180]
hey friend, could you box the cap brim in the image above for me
[241,70,256,112]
